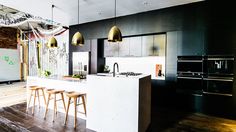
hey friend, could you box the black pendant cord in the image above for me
[51,4,54,37]
[115,0,116,25]
[78,0,80,26]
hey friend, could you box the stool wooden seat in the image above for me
[27,86,46,115]
[44,89,66,122]
[64,91,86,129]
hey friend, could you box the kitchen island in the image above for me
[86,74,151,132]
[27,74,151,132]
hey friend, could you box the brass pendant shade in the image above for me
[47,36,58,48]
[72,32,84,46]
[47,4,58,48]
[108,26,122,42]
[107,0,122,42]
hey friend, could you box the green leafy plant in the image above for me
[72,74,81,78]
[43,70,51,77]
[104,65,110,73]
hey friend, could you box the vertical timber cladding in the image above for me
[0,27,18,49]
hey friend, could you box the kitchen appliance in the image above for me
[177,56,204,95]
[72,52,90,75]
[202,56,234,96]
[119,72,142,76]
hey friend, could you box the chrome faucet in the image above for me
[113,62,119,77]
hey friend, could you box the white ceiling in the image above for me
[0,0,204,26]
[55,0,204,25]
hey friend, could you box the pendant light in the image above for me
[71,0,84,46]
[47,4,58,48]
[108,0,122,42]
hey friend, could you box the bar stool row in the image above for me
[27,86,86,129]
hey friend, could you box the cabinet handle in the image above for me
[203,78,233,82]
[177,76,202,80]
[177,60,203,62]
[203,91,233,96]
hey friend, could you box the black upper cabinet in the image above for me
[74,40,91,52]
[177,30,205,56]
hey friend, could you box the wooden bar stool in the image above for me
[27,86,46,115]
[44,89,66,122]
[64,92,87,129]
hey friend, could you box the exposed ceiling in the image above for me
[0,0,204,26]
[53,0,204,25]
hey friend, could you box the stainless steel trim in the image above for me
[207,58,234,61]
[203,91,233,96]
[203,78,233,82]
[177,60,203,62]
[177,76,202,80]
[192,94,203,96]
[177,72,203,74]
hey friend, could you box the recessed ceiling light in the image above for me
[143,1,149,6]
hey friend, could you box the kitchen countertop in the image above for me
[27,75,87,83]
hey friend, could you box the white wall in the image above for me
[105,57,165,80]
[0,0,69,25]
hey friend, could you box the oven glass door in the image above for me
[177,61,203,73]
[203,78,233,95]
[177,77,203,94]
[206,59,234,75]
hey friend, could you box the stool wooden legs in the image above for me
[44,92,66,122]
[53,94,57,122]
[64,94,87,129]
[44,93,51,119]
[64,97,71,125]
[32,90,37,115]
[41,89,46,105]
[27,87,46,115]
[74,97,77,129]
[61,93,66,111]
[81,95,87,116]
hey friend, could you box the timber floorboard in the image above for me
[0,103,93,132]
[1,103,236,132]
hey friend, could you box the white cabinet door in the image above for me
[153,34,166,56]
[104,40,119,57]
[118,38,130,57]
[142,35,154,56]
[130,36,142,57]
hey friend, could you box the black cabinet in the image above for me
[177,30,205,56]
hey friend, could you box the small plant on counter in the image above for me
[43,70,51,77]
[72,74,81,78]
[104,65,110,73]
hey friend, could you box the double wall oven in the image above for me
[177,55,234,96]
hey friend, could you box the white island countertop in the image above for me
[86,74,151,132]
[27,76,87,92]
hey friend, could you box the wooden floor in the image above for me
[1,103,236,132]
[0,103,94,132]
[0,82,26,107]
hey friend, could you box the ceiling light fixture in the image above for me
[47,4,58,48]
[108,0,122,42]
[71,0,84,46]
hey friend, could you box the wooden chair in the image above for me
[64,92,87,129]
[44,89,66,122]
[27,86,46,115]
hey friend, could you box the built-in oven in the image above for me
[177,56,203,74]
[203,56,234,96]
[203,77,233,96]
[177,56,204,95]
[203,56,234,76]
